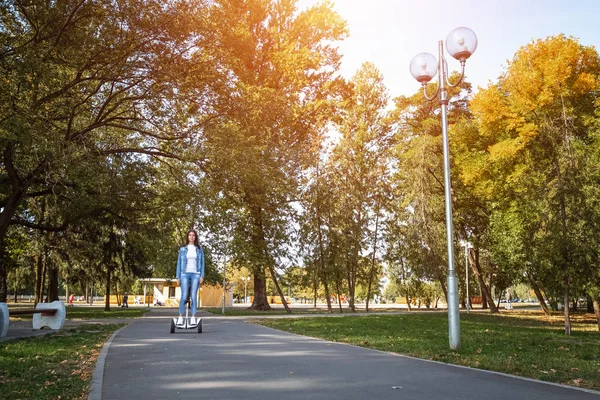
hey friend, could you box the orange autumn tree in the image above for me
[463,35,600,333]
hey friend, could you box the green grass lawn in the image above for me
[256,311,600,391]
[202,306,408,315]
[0,324,124,400]
[65,307,149,320]
[203,307,340,316]
[7,305,149,320]
[3,305,147,398]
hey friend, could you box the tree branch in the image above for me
[10,218,68,232]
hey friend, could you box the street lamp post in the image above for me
[222,256,227,315]
[462,241,471,313]
[242,276,250,303]
[410,27,478,350]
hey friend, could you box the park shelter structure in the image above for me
[138,278,234,307]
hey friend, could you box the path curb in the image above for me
[88,326,126,400]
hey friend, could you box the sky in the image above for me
[296,0,600,99]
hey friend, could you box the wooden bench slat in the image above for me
[10,309,58,316]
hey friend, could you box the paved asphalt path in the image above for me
[98,308,600,400]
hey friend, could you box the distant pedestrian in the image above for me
[505,289,512,310]
[122,292,129,308]
[68,294,75,306]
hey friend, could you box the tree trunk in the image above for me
[481,270,493,310]
[554,155,571,335]
[323,279,332,312]
[13,278,18,303]
[0,239,8,303]
[437,271,448,305]
[39,248,48,303]
[47,261,59,302]
[315,162,332,313]
[312,273,317,308]
[563,275,571,335]
[115,281,121,307]
[267,263,291,313]
[586,295,594,313]
[251,272,271,311]
[335,280,343,313]
[405,294,412,311]
[365,213,380,313]
[105,263,115,311]
[346,254,357,312]
[248,206,275,311]
[592,297,600,332]
[527,272,550,314]
[469,248,498,313]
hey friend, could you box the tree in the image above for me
[0,0,215,301]
[387,74,475,308]
[326,62,391,312]
[469,35,600,333]
[195,0,347,311]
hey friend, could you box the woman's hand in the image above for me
[176,279,180,286]
[200,278,204,285]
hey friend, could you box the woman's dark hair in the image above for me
[184,229,200,247]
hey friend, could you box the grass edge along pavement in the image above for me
[0,323,125,400]
[6,304,149,320]
[255,311,600,391]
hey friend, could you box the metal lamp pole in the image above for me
[242,277,249,304]
[464,242,470,313]
[222,256,227,315]
[410,27,478,350]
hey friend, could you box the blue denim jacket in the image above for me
[176,245,205,279]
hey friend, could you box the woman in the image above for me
[176,230,205,325]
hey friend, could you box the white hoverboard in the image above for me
[170,298,202,334]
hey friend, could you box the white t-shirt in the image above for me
[185,245,198,273]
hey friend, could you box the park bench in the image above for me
[0,301,66,338]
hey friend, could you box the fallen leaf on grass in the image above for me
[573,379,584,386]
[558,346,569,351]
[571,368,580,371]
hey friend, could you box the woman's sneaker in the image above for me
[176,316,184,326]
[190,316,197,325]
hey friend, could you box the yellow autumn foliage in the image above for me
[471,35,599,165]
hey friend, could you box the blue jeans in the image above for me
[179,273,200,315]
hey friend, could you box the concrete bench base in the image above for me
[0,303,8,337]
[33,301,66,330]
[0,301,66,337]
